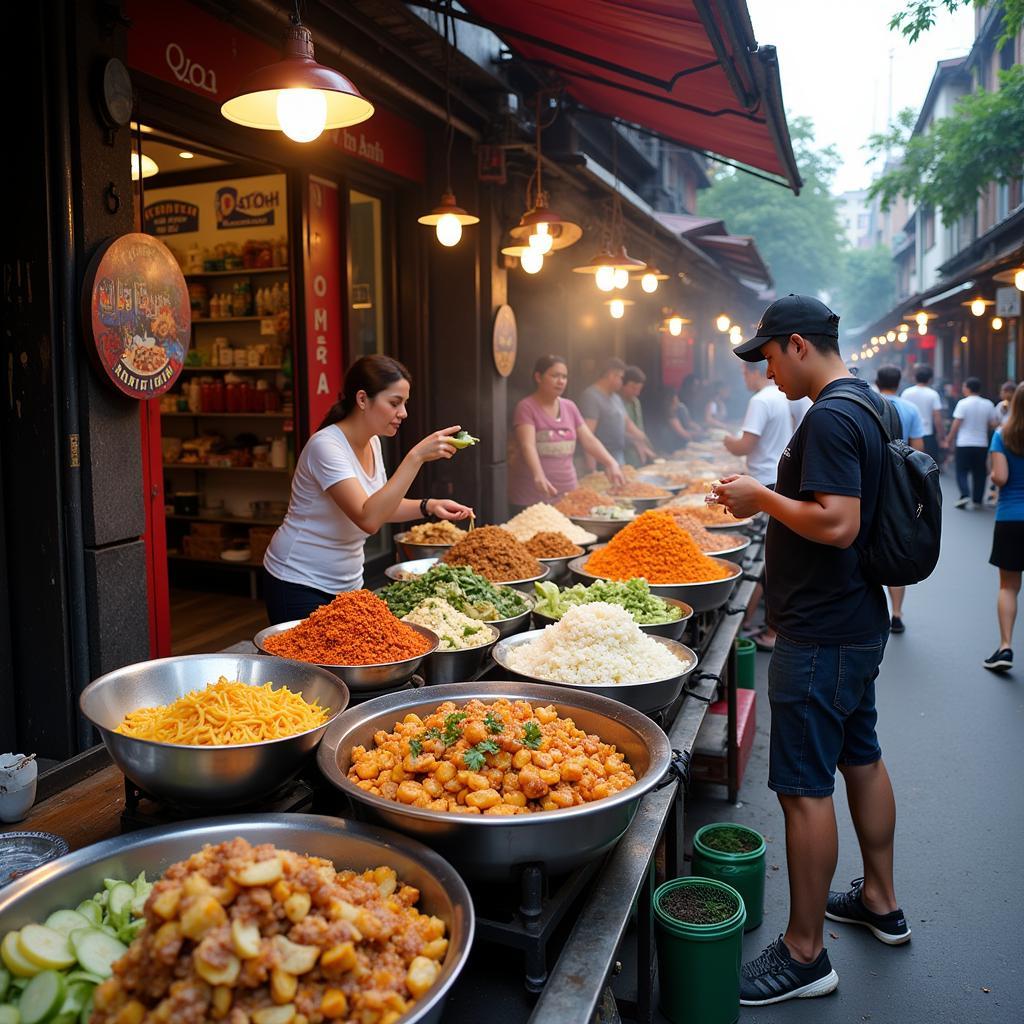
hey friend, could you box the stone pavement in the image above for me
[679,476,1024,1024]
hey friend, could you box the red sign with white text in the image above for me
[126,0,425,182]
[305,177,344,435]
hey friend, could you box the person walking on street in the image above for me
[983,382,1024,672]
[712,295,909,1006]
[876,366,925,635]
[995,380,1016,425]
[947,377,998,509]
[620,365,653,467]
[901,364,947,466]
[580,358,655,468]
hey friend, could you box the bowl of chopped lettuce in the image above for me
[378,563,533,639]
[401,597,501,684]
[531,578,693,641]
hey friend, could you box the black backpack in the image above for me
[829,386,942,586]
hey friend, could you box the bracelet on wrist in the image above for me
[420,497,431,518]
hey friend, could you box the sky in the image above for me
[746,0,975,194]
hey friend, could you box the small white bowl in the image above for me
[0,754,38,824]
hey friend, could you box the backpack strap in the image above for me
[826,384,901,443]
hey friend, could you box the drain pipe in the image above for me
[48,0,93,751]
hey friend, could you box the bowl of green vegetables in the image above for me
[531,578,693,641]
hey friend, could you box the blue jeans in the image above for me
[767,632,888,797]
[263,570,336,624]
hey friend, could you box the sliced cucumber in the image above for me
[106,885,133,929]
[41,914,89,942]
[16,929,73,973]
[1,934,40,979]
[0,964,10,1001]
[0,1005,20,1024]
[17,970,65,1024]
[73,932,125,980]
[72,904,99,928]
[61,973,102,988]
[58,981,92,1017]
[116,920,144,945]
[76,994,92,1024]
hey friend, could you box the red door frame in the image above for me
[140,399,171,657]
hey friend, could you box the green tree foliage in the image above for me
[697,117,844,298]
[867,64,1024,224]
[890,0,1023,46]
[836,246,898,330]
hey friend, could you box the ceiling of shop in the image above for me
[141,138,227,176]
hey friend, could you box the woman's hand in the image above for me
[429,499,475,521]
[410,426,460,465]
[533,473,558,498]
[605,462,626,488]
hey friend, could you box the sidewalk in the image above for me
[680,476,1024,1024]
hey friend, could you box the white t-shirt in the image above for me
[952,394,997,447]
[264,427,387,594]
[789,397,812,429]
[740,384,794,485]
[901,384,943,437]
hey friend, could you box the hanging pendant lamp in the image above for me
[221,5,373,142]
[993,264,1024,291]
[636,263,669,293]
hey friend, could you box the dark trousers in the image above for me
[923,434,940,463]
[263,570,336,624]
[955,446,988,504]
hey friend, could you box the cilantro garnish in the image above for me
[523,721,543,749]
[483,711,504,734]
[423,728,442,741]
[442,712,467,746]
[462,739,500,772]
[409,737,423,758]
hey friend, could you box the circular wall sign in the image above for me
[492,304,517,378]
[83,233,191,399]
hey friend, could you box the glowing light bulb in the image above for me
[886,331,896,342]
[715,314,731,333]
[898,333,908,343]
[609,298,625,319]
[729,326,743,345]
[960,335,968,344]
[613,268,629,289]
[850,353,858,361]
[917,323,927,335]
[641,272,658,293]
[992,316,1004,330]
[130,153,159,180]
[435,214,463,247]
[915,312,928,327]
[970,298,986,317]
[276,88,328,142]
[668,316,683,337]
[595,265,615,291]
[529,223,553,254]
[1015,269,1024,291]
[519,248,544,274]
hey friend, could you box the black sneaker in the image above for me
[890,616,905,634]
[739,936,839,1006]
[825,878,911,944]
[982,648,1013,671]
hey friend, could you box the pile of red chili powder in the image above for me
[262,589,434,665]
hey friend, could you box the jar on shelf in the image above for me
[188,281,209,318]
[226,382,241,414]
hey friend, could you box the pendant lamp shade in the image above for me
[509,204,583,252]
[418,192,480,228]
[572,245,646,274]
[993,265,1024,291]
[221,21,374,140]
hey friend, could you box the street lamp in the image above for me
[715,314,731,333]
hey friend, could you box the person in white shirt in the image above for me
[947,376,999,509]
[263,355,474,622]
[723,362,796,650]
[901,364,948,465]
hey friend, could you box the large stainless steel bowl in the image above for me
[254,622,438,693]
[386,557,549,594]
[615,494,670,512]
[568,549,741,613]
[536,552,581,584]
[704,515,756,532]
[79,655,349,808]
[491,630,698,715]
[532,596,693,641]
[636,473,686,494]
[394,530,466,561]
[0,815,473,1024]
[706,535,751,564]
[568,514,635,541]
[317,682,673,881]
[424,622,500,685]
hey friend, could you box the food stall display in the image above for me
[440,527,544,584]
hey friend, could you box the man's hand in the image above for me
[711,474,769,519]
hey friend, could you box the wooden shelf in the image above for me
[169,554,262,569]
[185,267,288,278]
[163,463,290,473]
[161,411,289,418]
[180,365,283,372]
[167,513,282,527]
[192,316,272,324]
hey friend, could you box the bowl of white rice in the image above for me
[502,503,598,547]
[402,597,500,685]
[492,603,698,715]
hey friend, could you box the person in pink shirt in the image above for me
[508,354,624,508]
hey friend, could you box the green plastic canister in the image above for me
[734,637,756,689]
[654,877,746,1024]
[692,823,766,931]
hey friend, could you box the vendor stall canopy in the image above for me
[454,0,802,193]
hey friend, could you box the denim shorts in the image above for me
[767,631,887,797]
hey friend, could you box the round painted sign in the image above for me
[83,233,191,399]
[492,304,517,378]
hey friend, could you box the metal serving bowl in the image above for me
[636,473,686,494]
[424,622,501,685]
[704,515,756,532]
[386,557,549,594]
[568,549,742,613]
[531,596,693,642]
[536,552,582,585]
[79,654,349,808]
[614,494,671,512]
[393,531,466,562]
[568,514,635,541]
[318,682,673,881]
[706,535,751,564]
[375,584,534,641]
[254,622,438,694]
[491,630,697,716]
[0,815,473,1024]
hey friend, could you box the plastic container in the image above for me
[735,637,756,690]
[692,823,766,931]
[654,876,746,1024]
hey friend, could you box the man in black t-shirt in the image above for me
[713,296,910,1007]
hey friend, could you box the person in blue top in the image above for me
[876,366,925,634]
[985,381,1024,672]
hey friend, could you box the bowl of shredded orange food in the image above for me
[568,511,742,611]
[79,654,349,807]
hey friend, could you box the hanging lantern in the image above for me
[500,239,543,274]
[962,296,992,317]
[715,314,731,333]
[991,316,1004,331]
[660,314,690,336]
[573,245,644,292]
[636,265,669,294]
[605,298,634,319]
[130,153,159,180]
[221,12,373,141]
[993,265,1024,292]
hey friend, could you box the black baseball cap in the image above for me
[733,294,841,362]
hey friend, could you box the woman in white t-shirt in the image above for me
[263,355,473,622]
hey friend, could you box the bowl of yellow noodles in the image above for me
[80,654,349,807]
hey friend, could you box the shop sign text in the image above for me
[216,186,278,229]
[144,199,200,236]
[165,42,218,95]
